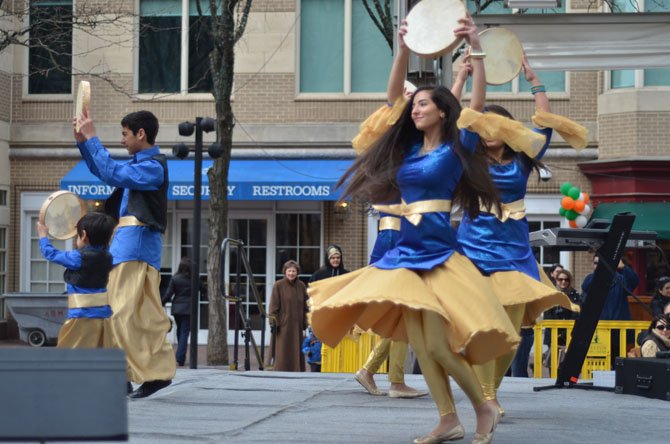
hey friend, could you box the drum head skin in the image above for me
[39,191,87,240]
[404,0,467,59]
[479,27,523,85]
[75,80,90,131]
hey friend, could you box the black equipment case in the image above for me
[615,357,670,401]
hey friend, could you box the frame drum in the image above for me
[74,80,90,131]
[479,27,523,85]
[39,191,87,240]
[404,0,467,59]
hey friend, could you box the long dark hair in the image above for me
[655,276,670,297]
[338,86,499,218]
[479,104,544,177]
[176,257,192,279]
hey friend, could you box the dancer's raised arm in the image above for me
[455,14,485,111]
[522,53,551,113]
[387,20,411,104]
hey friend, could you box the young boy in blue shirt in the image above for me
[38,211,116,348]
[302,328,322,372]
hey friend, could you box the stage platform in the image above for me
[22,368,665,444]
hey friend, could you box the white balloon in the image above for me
[579,192,584,201]
[575,215,588,228]
[581,204,592,217]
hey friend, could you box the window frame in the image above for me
[605,0,670,90]
[295,0,390,100]
[23,0,74,99]
[462,73,571,101]
[133,0,215,100]
[0,226,7,296]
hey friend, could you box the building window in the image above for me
[609,0,670,88]
[0,227,7,295]
[275,213,321,284]
[0,189,7,206]
[138,0,213,93]
[529,220,562,277]
[299,0,393,94]
[28,0,72,94]
[28,216,67,293]
[179,216,209,327]
[465,0,567,94]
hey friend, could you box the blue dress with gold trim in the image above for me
[309,130,520,365]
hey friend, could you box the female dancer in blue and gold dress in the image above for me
[453,54,586,415]
[310,16,517,444]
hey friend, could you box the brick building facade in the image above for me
[1,0,668,341]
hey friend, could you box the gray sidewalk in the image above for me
[109,369,663,444]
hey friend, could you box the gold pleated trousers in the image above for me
[57,318,113,349]
[363,338,408,384]
[108,261,176,383]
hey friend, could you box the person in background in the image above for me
[650,276,670,317]
[162,257,203,367]
[37,212,116,349]
[302,327,322,372]
[549,263,564,287]
[309,245,349,283]
[269,260,308,372]
[581,256,639,321]
[640,313,670,357]
[582,256,640,368]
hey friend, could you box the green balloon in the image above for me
[559,207,567,217]
[568,186,581,200]
[565,209,579,221]
[560,182,573,195]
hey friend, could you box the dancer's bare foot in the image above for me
[389,382,429,398]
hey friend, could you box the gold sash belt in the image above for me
[68,292,109,309]
[373,199,452,226]
[480,198,526,222]
[117,216,147,228]
[378,216,401,232]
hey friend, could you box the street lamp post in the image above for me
[173,117,221,369]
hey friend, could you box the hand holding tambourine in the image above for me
[38,191,87,240]
[73,80,95,141]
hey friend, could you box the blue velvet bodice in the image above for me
[374,129,479,271]
[457,128,552,279]
[370,211,400,264]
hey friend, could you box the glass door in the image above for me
[177,215,210,343]
[225,214,273,344]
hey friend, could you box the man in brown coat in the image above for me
[269,260,308,371]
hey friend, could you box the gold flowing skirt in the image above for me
[309,252,520,365]
[488,265,579,327]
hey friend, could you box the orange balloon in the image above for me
[561,196,575,210]
[569,220,578,228]
[582,193,589,204]
[574,200,586,213]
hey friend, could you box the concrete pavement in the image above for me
[112,369,662,443]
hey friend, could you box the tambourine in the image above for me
[74,80,90,131]
[479,27,524,85]
[404,0,467,59]
[39,191,87,240]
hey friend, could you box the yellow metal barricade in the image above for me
[321,332,389,373]
[533,320,648,380]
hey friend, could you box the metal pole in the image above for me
[189,117,203,370]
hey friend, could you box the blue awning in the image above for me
[61,159,352,201]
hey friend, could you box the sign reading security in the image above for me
[62,159,350,201]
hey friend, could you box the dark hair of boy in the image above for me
[76,212,117,247]
[120,110,159,145]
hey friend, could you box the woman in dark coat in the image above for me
[269,260,308,371]
[162,257,198,366]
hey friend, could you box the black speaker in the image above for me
[615,357,670,401]
[0,348,128,441]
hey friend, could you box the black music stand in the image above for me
[534,213,636,392]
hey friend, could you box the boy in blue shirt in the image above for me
[302,328,322,372]
[74,109,175,398]
[38,212,116,348]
